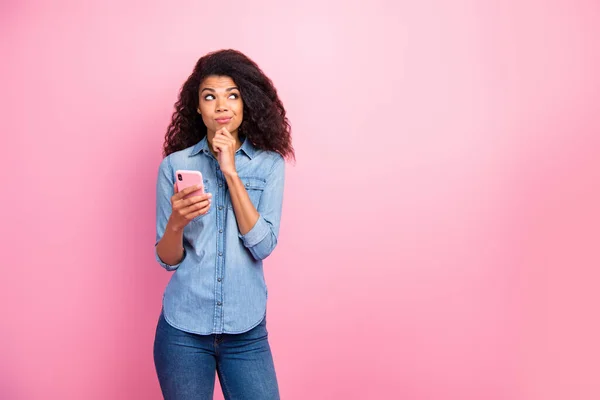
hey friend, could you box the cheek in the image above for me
[200,114,214,128]
[198,105,210,119]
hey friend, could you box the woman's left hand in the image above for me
[212,128,237,175]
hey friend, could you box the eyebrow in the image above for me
[200,87,239,93]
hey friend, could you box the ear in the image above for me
[197,108,201,114]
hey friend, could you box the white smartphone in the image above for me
[175,170,205,199]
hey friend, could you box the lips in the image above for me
[215,117,232,124]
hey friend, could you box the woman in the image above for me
[153,49,294,400]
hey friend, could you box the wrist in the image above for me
[167,218,184,233]
[222,170,238,179]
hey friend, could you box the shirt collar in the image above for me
[190,136,208,156]
[189,135,256,159]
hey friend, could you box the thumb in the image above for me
[173,182,179,193]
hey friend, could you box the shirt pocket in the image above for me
[228,176,266,210]
[190,179,213,223]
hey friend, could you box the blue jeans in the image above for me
[153,310,280,400]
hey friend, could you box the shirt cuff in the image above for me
[239,216,270,248]
[155,243,185,271]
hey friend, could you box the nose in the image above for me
[215,98,228,113]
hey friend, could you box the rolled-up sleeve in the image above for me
[155,156,185,271]
[239,155,285,261]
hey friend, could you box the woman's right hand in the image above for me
[167,184,212,231]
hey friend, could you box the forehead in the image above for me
[200,75,237,89]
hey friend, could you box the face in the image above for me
[197,75,244,139]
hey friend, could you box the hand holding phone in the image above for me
[168,170,212,231]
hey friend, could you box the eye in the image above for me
[229,93,240,99]
[204,94,215,101]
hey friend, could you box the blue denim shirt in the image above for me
[155,136,285,334]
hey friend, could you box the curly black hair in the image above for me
[163,49,294,161]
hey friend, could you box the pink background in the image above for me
[2,0,599,399]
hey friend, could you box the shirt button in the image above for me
[245,183,250,187]
[218,252,223,256]
[219,183,223,188]
[217,278,222,282]
[217,301,222,306]
[219,229,223,233]
[218,206,223,210]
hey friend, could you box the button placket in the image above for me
[214,161,226,332]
